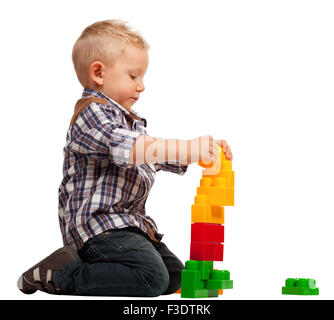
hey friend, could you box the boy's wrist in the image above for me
[130,136,193,165]
[186,139,192,165]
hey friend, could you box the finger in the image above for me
[212,143,219,160]
[209,142,213,155]
[227,148,233,161]
[223,143,229,154]
[217,140,227,153]
[221,140,227,146]
[222,146,231,160]
[209,140,217,152]
[213,142,219,154]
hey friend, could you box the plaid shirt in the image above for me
[58,88,188,250]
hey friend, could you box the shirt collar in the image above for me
[82,88,147,127]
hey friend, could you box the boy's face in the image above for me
[102,45,149,111]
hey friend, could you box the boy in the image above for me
[17,20,232,297]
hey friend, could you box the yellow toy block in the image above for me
[211,206,225,222]
[215,170,234,188]
[197,183,234,206]
[222,159,232,171]
[191,195,225,224]
[198,147,234,206]
[201,148,233,172]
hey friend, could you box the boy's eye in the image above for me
[130,74,137,80]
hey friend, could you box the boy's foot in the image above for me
[17,246,79,295]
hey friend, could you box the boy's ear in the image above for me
[88,61,105,86]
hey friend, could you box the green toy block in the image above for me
[282,278,319,295]
[205,279,233,290]
[282,287,319,295]
[181,269,203,290]
[198,261,213,280]
[221,280,233,289]
[211,269,229,280]
[206,279,223,289]
[181,261,233,297]
[223,280,233,289]
[185,260,199,270]
[184,260,213,280]
[207,270,233,289]
[185,260,213,270]
[181,288,219,298]
[222,270,231,280]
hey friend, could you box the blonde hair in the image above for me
[72,19,150,87]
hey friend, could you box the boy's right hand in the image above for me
[188,135,219,165]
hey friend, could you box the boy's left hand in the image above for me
[215,139,233,161]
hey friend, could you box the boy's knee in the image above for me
[150,267,170,297]
[162,261,184,295]
[140,262,170,297]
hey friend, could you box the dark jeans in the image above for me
[58,228,185,297]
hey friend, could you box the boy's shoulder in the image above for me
[71,96,122,127]
[72,89,147,129]
[84,97,147,128]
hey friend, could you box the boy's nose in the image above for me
[137,80,145,92]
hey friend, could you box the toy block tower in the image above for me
[180,147,234,298]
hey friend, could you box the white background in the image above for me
[0,0,333,300]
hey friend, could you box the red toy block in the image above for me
[190,242,224,261]
[191,223,224,243]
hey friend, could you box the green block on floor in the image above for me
[282,287,319,295]
[181,288,219,298]
[282,278,319,295]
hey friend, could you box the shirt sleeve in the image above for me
[67,102,141,168]
[154,161,188,175]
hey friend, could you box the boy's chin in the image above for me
[126,100,137,109]
[122,102,134,111]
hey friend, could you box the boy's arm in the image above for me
[129,135,191,165]
[128,134,217,166]
[150,138,189,174]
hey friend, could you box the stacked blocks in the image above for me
[181,260,233,298]
[190,223,224,261]
[282,278,319,295]
[181,147,234,298]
